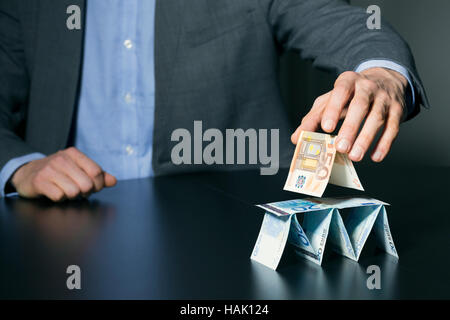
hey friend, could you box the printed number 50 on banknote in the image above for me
[284,131,363,198]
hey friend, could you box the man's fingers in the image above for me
[65,147,115,191]
[47,168,81,199]
[321,72,356,133]
[66,147,103,177]
[36,181,66,202]
[371,104,403,162]
[335,92,371,153]
[104,172,117,187]
[64,148,117,192]
[348,96,388,162]
[291,93,330,144]
[291,113,321,144]
[91,173,106,192]
[51,153,95,195]
[12,148,117,202]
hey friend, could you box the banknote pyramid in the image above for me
[251,198,398,269]
[251,131,398,269]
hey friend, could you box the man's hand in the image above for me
[291,67,409,162]
[11,147,117,201]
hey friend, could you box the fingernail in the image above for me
[373,151,383,162]
[337,139,350,152]
[349,145,363,161]
[323,120,334,132]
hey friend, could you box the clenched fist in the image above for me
[292,67,409,162]
[11,147,116,201]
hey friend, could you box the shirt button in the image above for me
[124,93,134,104]
[126,145,134,155]
[123,39,133,49]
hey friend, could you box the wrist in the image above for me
[360,67,408,87]
[10,161,32,189]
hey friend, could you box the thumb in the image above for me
[291,114,321,144]
[291,92,330,144]
[104,172,117,187]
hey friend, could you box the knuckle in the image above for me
[80,180,94,193]
[56,150,67,158]
[377,91,391,104]
[31,175,43,189]
[362,102,371,113]
[341,122,359,135]
[339,71,357,80]
[301,115,310,125]
[376,144,389,155]
[302,112,319,124]
[332,86,350,101]
[356,134,371,149]
[334,82,349,92]
[334,81,349,93]
[363,78,377,88]
[65,147,77,155]
[66,187,81,199]
[312,113,322,123]
[324,103,340,115]
[373,110,387,124]
[358,79,377,92]
[87,166,102,178]
[64,147,80,160]
[312,93,330,110]
[51,191,64,202]
[42,186,63,201]
[353,98,370,112]
[391,103,405,119]
[314,95,326,106]
[52,154,66,165]
[370,105,387,123]
[376,97,392,114]
[49,155,67,169]
[388,121,400,136]
[40,165,53,178]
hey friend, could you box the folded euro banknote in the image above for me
[250,197,398,269]
[284,131,363,197]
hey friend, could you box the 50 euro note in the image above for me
[284,131,363,198]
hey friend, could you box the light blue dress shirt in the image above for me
[74,0,156,180]
[0,0,416,197]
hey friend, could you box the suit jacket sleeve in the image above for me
[0,1,40,171]
[263,0,429,117]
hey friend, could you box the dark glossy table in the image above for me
[1,165,449,299]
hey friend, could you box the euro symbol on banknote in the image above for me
[284,131,364,197]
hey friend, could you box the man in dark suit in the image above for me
[0,0,428,201]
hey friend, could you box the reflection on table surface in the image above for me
[0,166,449,299]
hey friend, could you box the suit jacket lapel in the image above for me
[27,0,85,153]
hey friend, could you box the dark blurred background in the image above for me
[279,0,448,166]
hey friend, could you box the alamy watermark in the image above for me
[66,265,81,290]
[66,5,81,30]
[367,5,381,30]
[366,264,381,290]
[171,121,279,175]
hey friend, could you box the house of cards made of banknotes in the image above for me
[250,131,398,269]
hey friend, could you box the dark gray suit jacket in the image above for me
[0,0,429,176]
